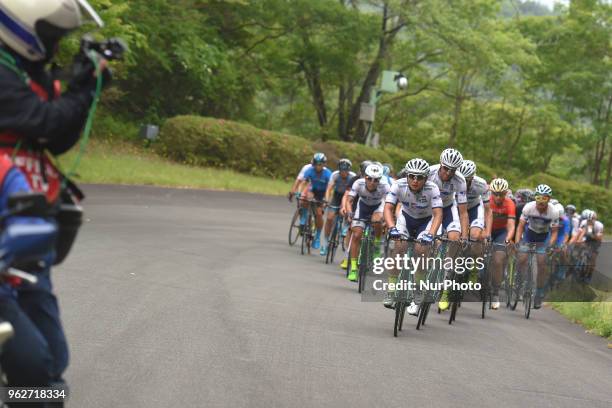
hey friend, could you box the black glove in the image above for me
[68,51,111,92]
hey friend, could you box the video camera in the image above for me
[80,35,127,61]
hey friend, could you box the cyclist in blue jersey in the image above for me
[322,159,355,256]
[297,153,332,250]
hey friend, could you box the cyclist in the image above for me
[488,178,515,310]
[570,210,604,282]
[428,148,469,311]
[288,152,325,201]
[345,163,390,282]
[382,163,395,186]
[514,184,559,309]
[512,189,534,241]
[383,158,443,312]
[548,200,570,284]
[321,159,355,256]
[339,160,372,270]
[565,204,580,238]
[297,153,332,250]
[0,0,108,392]
[458,160,491,240]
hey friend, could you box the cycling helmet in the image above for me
[535,184,552,196]
[360,160,373,175]
[404,158,430,176]
[396,167,407,179]
[489,178,509,193]
[0,0,104,62]
[459,160,477,178]
[312,152,327,165]
[382,163,393,177]
[550,199,559,206]
[440,148,463,169]
[585,210,596,221]
[581,209,590,219]
[364,163,384,179]
[338,158,352,171]
[566,204,576,214]
[514,189,534,205]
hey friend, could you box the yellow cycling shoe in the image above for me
[340,258,348,269]
[438,290,450,311]
[347,269,358,282]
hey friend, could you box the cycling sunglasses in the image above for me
[535,194,550,202]
[441,165,456,174]
[492,191,506,197]
[365,177,381,183]
[408,174,426,181]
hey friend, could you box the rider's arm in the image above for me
[384,203,396,228]
[570,227,584,244]
[506,218,516,243]
[458,203,469,240]
[430,207,443,236]
[515,218,526,243]
[483,202,492,237]
[325,180,335,204]
[549,226,559,247]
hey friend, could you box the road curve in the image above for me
[54,185,612,408]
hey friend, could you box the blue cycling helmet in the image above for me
[312,152,327,165]
[338,158,352,171]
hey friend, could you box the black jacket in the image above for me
[0,51,94,155]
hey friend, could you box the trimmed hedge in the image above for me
[157,116,610,225]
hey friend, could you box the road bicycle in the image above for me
[511,242,541,319]
[325,206,348,265]
[346,218,383,293]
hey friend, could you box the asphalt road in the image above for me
[54,185,612,408]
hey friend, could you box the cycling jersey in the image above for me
[385,179,442,219]
[555,216,571,245]
[428,164,467,208]
[578,220,604,240]
[569,215,580,237]
[465,175,490,210]
[520,202,559,241]
[490,197,516,231]
[348,178,391,207]
[297,164,312,181]
[303,167,332,192]
[329,170,357,194]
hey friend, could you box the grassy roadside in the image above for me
[549,301,612,341]
[57,139,292,196]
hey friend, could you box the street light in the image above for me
[360,70,408,147]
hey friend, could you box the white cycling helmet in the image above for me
[0,0,103,62]
[581,209,590,219]
[489,178,509,193]
[459,160,477,178]
[404,158,430,176]
[585,210,596,221]
[440,148,463,169]
[364,163,384,179]
[535,184,552,196]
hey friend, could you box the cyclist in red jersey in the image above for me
[488,178,515,309]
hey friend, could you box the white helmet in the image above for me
[459,160,477,178]
[404,158,430,176]
[585,210,596,221]
[0,0,103,62]
[440,148,463,169]
[489,178,509,193]
[364,163,384,179]
[581,209,590,219]
[535,184,552,196]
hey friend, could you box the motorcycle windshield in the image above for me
[76,0,105,28]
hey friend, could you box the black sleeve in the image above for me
[0,66,94,155]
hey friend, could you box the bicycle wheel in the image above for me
[416,302,429,330]
[394,301,404,337]
[398,301,407,331]
[325,222,338,265]
[288,209,301,246]
[504,260,513,308]
[300,219,307,255]
[358,238,370,294]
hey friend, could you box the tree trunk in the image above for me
[338,84,347,140]
[605,147,612,189]
[448,95,463,147]
[300,60,327,129]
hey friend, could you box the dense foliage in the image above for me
[77,0,610,188]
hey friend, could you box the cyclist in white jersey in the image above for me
[428,149,469,311]
[383,158,443,312]
[514,184,559,309]
[345,163,390,282]
[458,160,492,240]
[570,210,603,282]
[321,159,356,256]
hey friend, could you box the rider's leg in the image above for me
[348,225,364,281]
